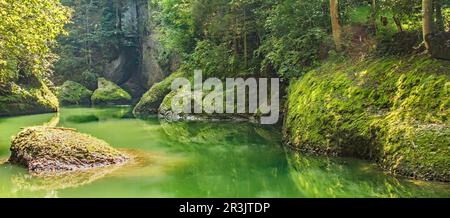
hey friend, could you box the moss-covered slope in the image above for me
[0,79,59,117]
[283,56,449,181]
[91,78,132,106]
[57,81,93,106]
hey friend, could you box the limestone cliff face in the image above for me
[103,0,164,99]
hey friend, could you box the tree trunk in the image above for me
[330,0,342,51]
[370,0,377,33]
[422,0,433,51]
[434,0,444,32]
[243,9,248,67]
[393,15,403,32]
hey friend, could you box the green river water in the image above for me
[0,107,449,198]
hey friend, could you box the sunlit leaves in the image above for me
[0,0,71,83]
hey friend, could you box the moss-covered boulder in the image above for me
[158,85,259,122]
[57,81,93,106]
[0,79,59,117]
[91,78,132,105]
[133,70,186,118]
[284,56,450,182]
[9,126,129,174]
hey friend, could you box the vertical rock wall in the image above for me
[104,0,164,99]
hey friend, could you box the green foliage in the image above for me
[284,56,450,181]
[190,41,236,78]
[0,0,70,84]
[54,0,124,84]
[151,0,196,55]
[379,0,422,30]
[151,0,341,79]
[258,28,331,79]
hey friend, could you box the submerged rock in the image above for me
[9,126,129,174]
[57,81,93,106]
[91,78,132,105]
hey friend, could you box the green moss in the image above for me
[91,78,132,106]
[133,70,186,118]
[57,81,93,106]
[0,79,59,116]
[284,55,450,181]
[9,126,129,174]
[158,85,256,121]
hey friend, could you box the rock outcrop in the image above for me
[57,81,92,106]
[91,78,132,105]
[103,0,166,98]
[9,126,129,174]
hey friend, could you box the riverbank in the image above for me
[0,76,59,117]
[283,55,449,182]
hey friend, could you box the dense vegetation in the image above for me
[149,0,449,79]
[0,0,70,116]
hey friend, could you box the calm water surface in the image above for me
[0,107,448,198]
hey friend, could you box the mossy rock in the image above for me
[91,78,132,106]
[428,32,450,60]
[9,126,129,174]
[0,79,59,117]
[158,83,259,122]
[284,56,450,182]
[133,70,186,118]
[57,81,93,106]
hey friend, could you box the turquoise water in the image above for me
[0,107,449,198]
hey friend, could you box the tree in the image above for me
[330,0,342,51]
[422,0,433,51]
[380,0,422,33]
[0,0,71,85]
[370,0,377,33]
[434,0,444,32]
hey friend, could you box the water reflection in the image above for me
[158,121,296,197]
[65,115,100,123]
[286,153,450,198]
[159,120,281,150]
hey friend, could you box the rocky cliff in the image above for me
[103,0,164,99]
